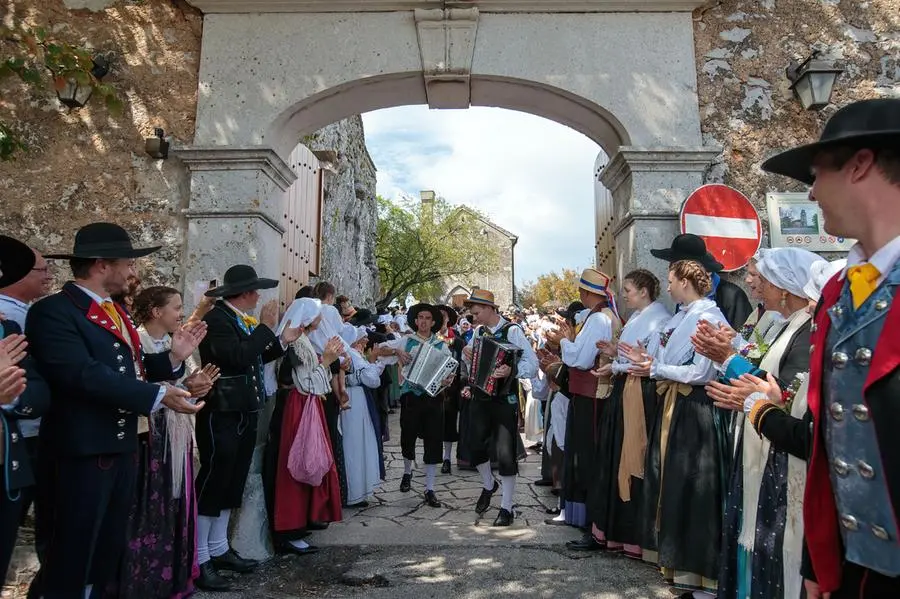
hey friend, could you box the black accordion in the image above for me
[468,336,522,398]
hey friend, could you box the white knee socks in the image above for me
[500,475,516,511]
[197,515,214,564]
[443,442,453,461]
[425,464,437,491]
[289,538,310,550]
[208,509,232,558]
[476,461,494,490]
[404,459,413,475]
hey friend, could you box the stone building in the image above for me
[441,206,518,310]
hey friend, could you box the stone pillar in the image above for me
[174,146,297,561]
[601,147,721,309]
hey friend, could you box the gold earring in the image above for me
[780,293,788,309]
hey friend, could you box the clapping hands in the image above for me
[171,321,207,362]
[184,364,221,398]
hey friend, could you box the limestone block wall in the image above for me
[306,116,380,308]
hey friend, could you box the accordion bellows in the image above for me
[469,336,522,397]
[402,342,459,397]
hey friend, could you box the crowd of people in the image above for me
[0,97,897,599]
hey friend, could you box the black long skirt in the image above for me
[588,376,657,546]
[655,386,730,585]
[322,391,348,507]
[563,394,604,505]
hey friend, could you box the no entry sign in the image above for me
[680,184,762,272]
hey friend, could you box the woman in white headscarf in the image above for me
[693,248,822,599]
[340,324,385,507]
[263,298,344,556]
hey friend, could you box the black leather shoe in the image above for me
[307,521,329,531]
[345,501,369,508]
[424,490,442,508]
[545,507,561,515]
[441,459,452,474]
[475,480,500,514]
[211,548,259,573]
[493,508,514,526]
[400,473,412,493]
[566,534,605,552]
[533,479,553,487]
[196,562,231,591]
[282,543,320,556]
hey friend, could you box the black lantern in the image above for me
[786,51,843,111]
[56,56,109,109]
[145,127,170,159]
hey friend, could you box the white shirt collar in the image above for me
[224,300,251,319]
[489,316,508,332]
[842,235,900,283]
[74,284,111,305]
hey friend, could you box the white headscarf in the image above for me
[803,258,848,301]
[308,303,346,354]
[754,248,822,300]
[340,323,358,346]
[276,298,322,335]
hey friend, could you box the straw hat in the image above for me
[463,289,499,309]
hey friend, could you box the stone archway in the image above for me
[178,0,719,305]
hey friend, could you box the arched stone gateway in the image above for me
[179,0,720,307]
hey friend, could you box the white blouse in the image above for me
[648,298,727,386]
[289,334,333,396]
[611,301,671,375]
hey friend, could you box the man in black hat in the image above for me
[758,98,900,599]
[379,303,449,508]
[0,235,50,582]
[194,264,303,591]
[26,222,205,599]
[651,233,752,328]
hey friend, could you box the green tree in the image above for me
[1,25,122,160]
[375,195,500,309]
[519,268,581,309]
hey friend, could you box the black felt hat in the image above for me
[407,303,443,335]
[556,300,585,323]
[350,308,378,327]
[45,222,160,260]
[762,99,900,185]
[650,234,724,272]
[435,304,458,328]
[0,235,36,288]
[205,265,279,298]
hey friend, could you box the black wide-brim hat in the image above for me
[762,99,900,185]
[45,222,160,260]
[0,235,36,288]
[407,303,443,334]
[556,300,585,322]
[650,233,724,272]
[350,308,378,327]
[206,264,279,298]
[435,304,458,327]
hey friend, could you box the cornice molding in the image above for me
[173,147,298,191]
[183,209,287,235]
[187,1,707,13]
[599,146,722,192]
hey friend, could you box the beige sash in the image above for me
[654,380,691,525]
[617,375,647,501]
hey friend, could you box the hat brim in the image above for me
[463,297,498,309]
[205,278,279,297]
[0,236,36,288]
[350,313,378,327]
[650,247,724,272]
[761,131,900,185]
[45,246,161,260]
[435,305,458,327]
[407,304,444,334]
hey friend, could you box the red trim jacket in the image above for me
[805,274,900,591]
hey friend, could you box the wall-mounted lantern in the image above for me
[56,56,109,109]
[786,51,843,111]
[145,128,169,159]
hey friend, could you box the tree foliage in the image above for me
[1,25,122,161]
[518,268,581,309]
[375,195,501,309]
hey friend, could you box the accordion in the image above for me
[402,342,459,397]
[468,336,522,397]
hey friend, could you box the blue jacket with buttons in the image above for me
[25,283,183,457]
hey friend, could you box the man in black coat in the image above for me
[195,265,302,591]
[651,233,753,328]
[26,223,204,599]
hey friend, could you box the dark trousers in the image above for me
[832,562,900,599]
[399,393,443,465]
[540,401,552,481]
[468,398,519,476]
[38,453,137,599]
[195,410,258,516]
[0,475,25,582]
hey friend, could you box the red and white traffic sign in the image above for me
[680,184,762,272]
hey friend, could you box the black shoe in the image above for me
[545,507,561,515]
[345,501,369,508]
[424,490,442,508]
[493,508,514,526]
[400,473,412,492]
[441,459,451,474]
[475,480,499,514]
[550,489,560,497]
[196,562,231,591]
[544,518,568,526]
[566,534,605,552]
[281,543,320,556]
[307,521,329,531]
[211,548,259,573]
[533,479,553,487]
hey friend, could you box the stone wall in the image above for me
[695,0,898,239]
[306,116,380,308]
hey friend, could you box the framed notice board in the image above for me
[765,192,855,252]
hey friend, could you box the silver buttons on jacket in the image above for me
[830,403,845,421]
[811,323,818,333]
[117,418,126,427]
[113,342,121,349]
[855,348,872,366]
[117,355,125,362]
[858,461,876,479]
[11,460,18,471]
[832,352,849,368]
[872,525,891,540]
[841,514,859,531]
[10,432,18,443]
[118,366,126,373]
[852,404,870,421]
[117,432,125,440]
[875,300,889,311]
[810,345,816,355]
[833,459,851,477]
[832,305,844,317]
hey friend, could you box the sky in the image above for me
[361,106,602,287]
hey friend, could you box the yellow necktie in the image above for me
[847,263,881,309]
[100,300,124,331]
[240,314,259,330]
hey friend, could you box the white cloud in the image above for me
[362,106,602,286]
